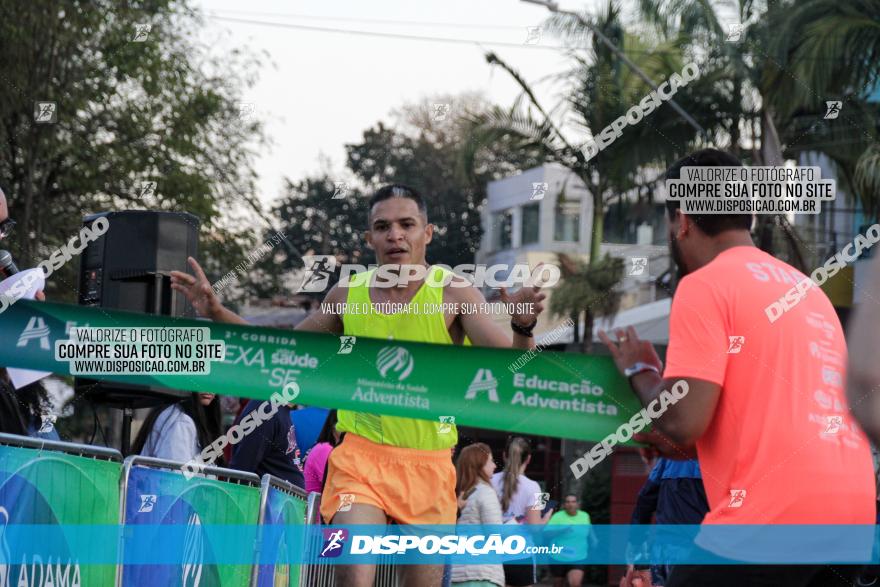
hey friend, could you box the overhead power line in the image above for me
[207,15,874,61]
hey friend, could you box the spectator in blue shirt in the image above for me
[629,458,709,586]
[229,399,305,489]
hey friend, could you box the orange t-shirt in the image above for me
[664,246,875,526]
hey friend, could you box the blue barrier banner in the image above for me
[3,525,878,565]
[0,443,119,585]
[255,485,307,586]
[120,464,261,586]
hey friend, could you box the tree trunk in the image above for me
[581,307,594,353]
[731,76,742,155]
[590,191,604,265]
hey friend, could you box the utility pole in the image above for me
[522,0,708,140]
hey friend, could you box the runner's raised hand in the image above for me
[501,263,548,327]
[170,257,225,320]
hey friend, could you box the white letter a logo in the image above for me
[17,317,50,350]
[465,369,499,403]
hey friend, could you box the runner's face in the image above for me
[366,197,432,266]
[197,393,215,406]
[564,496,578,514]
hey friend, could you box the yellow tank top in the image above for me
[338,266,460,449]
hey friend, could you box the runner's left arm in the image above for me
[448,284,540,350]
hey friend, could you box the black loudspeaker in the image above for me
[75,210,201,454]
[78,210,199,315]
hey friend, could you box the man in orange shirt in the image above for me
[601,149,875,586]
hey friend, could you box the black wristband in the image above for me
[510,319,537,337]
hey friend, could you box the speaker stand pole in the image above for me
[121,406,133,456]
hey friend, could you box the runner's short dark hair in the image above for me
[664,149,753,236]
[368,184,428,223]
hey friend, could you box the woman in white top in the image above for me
[490,437,553,587]
[452,442,505,587]
[132,393,223,465]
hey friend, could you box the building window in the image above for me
[521,203,540,245]
[554,202,580,242]
[493,210,512,250]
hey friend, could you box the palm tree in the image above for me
[768,0,880,220]
[551,253,625,351]
[464,1,710,345]
[635,0,811,270]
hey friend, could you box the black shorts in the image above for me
[503,558,537,586]
[549,563,586,578]
[666,563,863,587]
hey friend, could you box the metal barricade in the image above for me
[252,474,309,587]
[300,491,399,587]
[117,455,262,587]
[0,432,123,586]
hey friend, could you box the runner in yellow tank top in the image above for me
[170,184,547,587]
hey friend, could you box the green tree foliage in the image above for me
[768,0,880,219]
[345,94,543,266]
[269,93,543,275]
[0,0,266,301]
[273,176,368,267]
[551,253,625,351]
